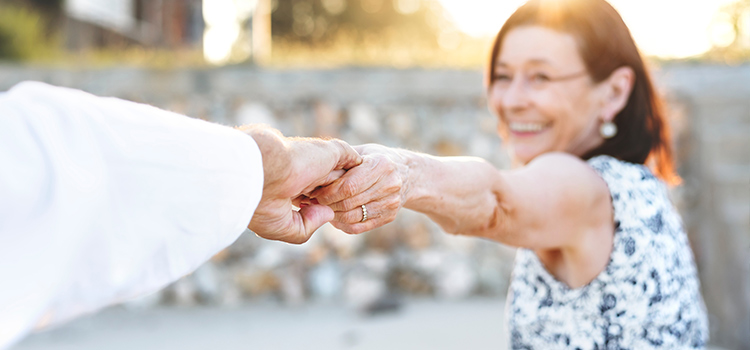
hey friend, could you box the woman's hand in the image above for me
[311,144,410,234]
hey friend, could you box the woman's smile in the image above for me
[508,121,551,136]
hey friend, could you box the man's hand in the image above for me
[239,125,362,244]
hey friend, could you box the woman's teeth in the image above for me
[509,122,546,132]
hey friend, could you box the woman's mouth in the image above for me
[508,122,549,136]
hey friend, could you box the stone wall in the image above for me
[1,64,747,348]
[658,65,750,350]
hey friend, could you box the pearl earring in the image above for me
[600,121,617,139]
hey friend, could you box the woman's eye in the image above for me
[494,73,512,81]
[530,73,550,83]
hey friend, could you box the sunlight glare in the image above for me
[203,0,237,27]
[395,0,421,15]
[322,0,347,15]
[235,0,257,21]
[710,15,737,48]
[437,0,525,38]
[203,0,246,65]
[437,0,739,59]
[204,24,241,65]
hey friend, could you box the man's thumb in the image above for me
[298,204,335,238]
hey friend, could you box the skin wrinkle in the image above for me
[486,188,511,241]
[459,190,501,237]
[474,177,517,246]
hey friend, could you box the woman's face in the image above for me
[488,26,609,165]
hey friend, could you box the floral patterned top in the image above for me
[507,155,708,349]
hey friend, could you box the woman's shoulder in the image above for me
[586,155,674,225]
[526,152,613,201]
[586,155,664,192]
[586,155,655,180]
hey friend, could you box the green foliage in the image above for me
[271,0,443,45]
[264,0,487,67]
[0,3,59,61]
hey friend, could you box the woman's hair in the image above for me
[486,0,680,185]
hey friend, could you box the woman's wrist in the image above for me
[399,150,430,210]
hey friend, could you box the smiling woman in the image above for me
[311,0,709,348]
[488,27,606,165]
[485,0,680,185]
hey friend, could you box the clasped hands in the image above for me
[242,125,406,244]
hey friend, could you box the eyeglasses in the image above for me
[491,70,588,92]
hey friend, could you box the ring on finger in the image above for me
[360,204,368,223]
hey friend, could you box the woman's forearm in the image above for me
[314,144,514,240]
[399,150,510,238]
[319,145,609,251]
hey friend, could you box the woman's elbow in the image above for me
[454,197,513,240]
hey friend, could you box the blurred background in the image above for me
[1,0,748,349]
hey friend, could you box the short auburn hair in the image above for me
[486,0,680,185]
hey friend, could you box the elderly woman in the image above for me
[312,0,708,348]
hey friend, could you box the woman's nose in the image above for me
[501,76,531,111]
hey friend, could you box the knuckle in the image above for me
[333,212,347,223]
[334,139,349,151]
[385,161,397,173]
[340,180,359,198]
[329,202,345,212]
[341,197,358,211]
[394,175,403,188]
[385,182,400,194]
[333,140,353,157]
[371,156,387,169]
[385,203,398,215]
[385,197,400,210]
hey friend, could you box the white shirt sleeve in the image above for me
[0,82,264,349]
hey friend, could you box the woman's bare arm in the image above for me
[406,151,612,249]
[314,145,612,251]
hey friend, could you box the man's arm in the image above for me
[0,82,360,349]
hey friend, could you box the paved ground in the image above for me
[13,298,508,350]
[12,298,731,350]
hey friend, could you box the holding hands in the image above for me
[241,125,363,243]
[242,125,509,245]
[242,126,411,243]
[312,144,410,234]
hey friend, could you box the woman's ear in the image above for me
[601,66,635,122]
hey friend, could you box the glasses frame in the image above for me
[490,70,589,92]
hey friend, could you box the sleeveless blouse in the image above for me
[507,155,708,349]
